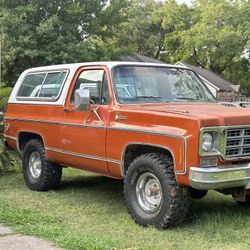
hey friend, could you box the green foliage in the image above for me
[0,112,3,135]
[0,0,250,92]
[0,0,109,83]
[0,109,20,174]
[0,138,21,174]
[0,83,12,111]
[180,1,246,73]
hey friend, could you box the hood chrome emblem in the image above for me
[167,110,189,114]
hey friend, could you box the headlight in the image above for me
[202,132,214,151]
[199,128,225,157]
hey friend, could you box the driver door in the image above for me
[59,66,111,174]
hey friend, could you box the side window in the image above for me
[71,69,110,105]
[18,73,46,97]
[39,72,67,98]
[17,71,67,99]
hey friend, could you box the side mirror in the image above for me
[74,89,90,111]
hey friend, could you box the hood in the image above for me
[123,103,250,127]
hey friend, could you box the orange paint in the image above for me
[5,62,250,187]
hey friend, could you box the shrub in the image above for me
[0,113,21,174]
[0,83,12,112]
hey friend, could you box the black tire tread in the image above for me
[22,139,62,191]
[124,153,189,228]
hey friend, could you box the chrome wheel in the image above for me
[136,172,162,213]
[29,151,42,179]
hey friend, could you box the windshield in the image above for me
[112,66,216,104]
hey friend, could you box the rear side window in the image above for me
[17,71,68,100]
[18,73,46,97]
[39,72,67,98]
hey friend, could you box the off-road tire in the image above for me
[190,188,208,199]
[22,139,62,191]
[124,153,190,228]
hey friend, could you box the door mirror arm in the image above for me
[84,106,104,125]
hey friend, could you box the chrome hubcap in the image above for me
[136,172,162,213]
[29,151,42,179]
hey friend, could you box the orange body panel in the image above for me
[5,64,250,187]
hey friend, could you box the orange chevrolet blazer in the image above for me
[4,62,250,228]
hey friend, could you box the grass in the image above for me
[1,168,250,250]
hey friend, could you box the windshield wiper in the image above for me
[174,97,199,100]
[135,95,162,99]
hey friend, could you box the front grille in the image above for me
[226,128,250,158]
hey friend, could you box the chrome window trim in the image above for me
[69,68,111,106]
[110,64,216,105]
[16,69,69,102]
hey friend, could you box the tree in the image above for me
[0,0,250,93]
[183,0,246,75]
[152,0,192,61]
[155,0,250,90]
[0,0,108,83]
[94,0,167,60]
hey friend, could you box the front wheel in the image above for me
[22,139,62,191]
[124,153,189,228]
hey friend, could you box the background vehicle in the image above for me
[220,102,250,108]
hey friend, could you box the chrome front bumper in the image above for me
[189,164,250,190]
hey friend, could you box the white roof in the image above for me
[9,61,189,106]
[23,61,188,74]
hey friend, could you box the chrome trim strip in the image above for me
[107,158,121,164]
[46,147,121,164]
[16,130,48,157]
[121,142,178,177]
[4,117,187,174]
[60,121,105,129]
[107,126,185,140]
[4,117,105,129]
[3,135,16,141]
[108,127,187,175]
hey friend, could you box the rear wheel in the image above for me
[22,139,62,191]
[124,153,190,228]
